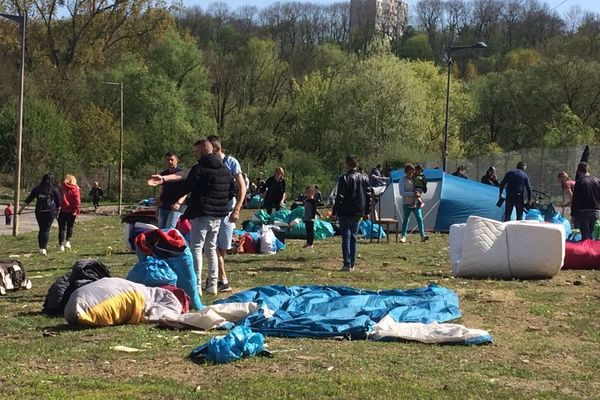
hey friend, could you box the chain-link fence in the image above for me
[438,145,593,202]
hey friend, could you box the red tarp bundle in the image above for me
[563,239,600,270]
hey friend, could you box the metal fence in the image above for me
[431,145,594,201]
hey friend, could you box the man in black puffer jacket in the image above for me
[160,139,236,295]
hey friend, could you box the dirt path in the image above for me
[0,205,121,236]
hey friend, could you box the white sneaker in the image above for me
[65,241,72,250]
[205,283,218,296]
[59,245,65,252]
[39,249,47,256]
[399,236,406,243]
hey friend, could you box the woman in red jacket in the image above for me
[58,174,81,251]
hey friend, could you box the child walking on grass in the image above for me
[303,186,322,249]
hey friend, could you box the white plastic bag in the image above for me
[259,226,276,255]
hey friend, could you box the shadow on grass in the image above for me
[4,294,46,303]
[254,266,298,272]
[78,251,132,257]
[40,322,92,335]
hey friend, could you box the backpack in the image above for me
[37,192,55,212]
[0,260,32,295]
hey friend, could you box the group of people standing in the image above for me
[148,135,246,296]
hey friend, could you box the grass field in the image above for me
[0,211,598,399]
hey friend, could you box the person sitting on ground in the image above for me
[481,166,500,186]
[452,165,468,179]
[557,171,575,209]
[303,186,322,249]
[571,162,600,240]
[412,165,427,208]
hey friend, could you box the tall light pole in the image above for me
[103,81,124,215]
[442,41,487,172]
[1,13,26,237]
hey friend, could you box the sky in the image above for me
[182,0,600,15]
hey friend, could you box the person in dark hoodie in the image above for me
[58,174,81,252]
[18,172,61,256]
[148,139,236,296]
[571,162,600,240]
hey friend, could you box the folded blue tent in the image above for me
[378,169,507,232]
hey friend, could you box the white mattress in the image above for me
[505,221,565,279]
[449,223,466,275]
[453,216,565,279]
[458,216,511,279]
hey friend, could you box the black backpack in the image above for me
[0,260,32,295]
[37,192,56,212]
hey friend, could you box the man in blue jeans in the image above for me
[334,155,372,272]
[157,152,187,229]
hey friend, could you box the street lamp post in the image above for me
[442,41,487,172]
[1,13,26,237]
[103,81,124,215]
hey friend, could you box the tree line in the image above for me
[0,0,599,199]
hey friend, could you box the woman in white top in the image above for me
[399,163,429,243]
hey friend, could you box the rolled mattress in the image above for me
[451,216,565,279]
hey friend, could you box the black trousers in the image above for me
[35,212,54,249]
[504,194,525,222]
[305,220,315,245]
[58,212,76,244]
[264,200,281,215]
[574,210,599,240]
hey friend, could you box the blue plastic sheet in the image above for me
[189,326,265,364]
[525,209,544,222]
[359,220,386,239]
[550,212,571,238]
[215,284,461,340]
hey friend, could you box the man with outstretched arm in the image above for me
[150,139,236,296]
[156,152,187,229]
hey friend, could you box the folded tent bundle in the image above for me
[134,228,203,310]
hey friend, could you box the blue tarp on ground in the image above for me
[189,326,266,364]
[215,284,462,340]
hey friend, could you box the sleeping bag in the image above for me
[64,277,182,326]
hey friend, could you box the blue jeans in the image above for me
[401,204,426,237]
[339,215,360,266]
[157,207,182,229]
[189,216,221,288]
